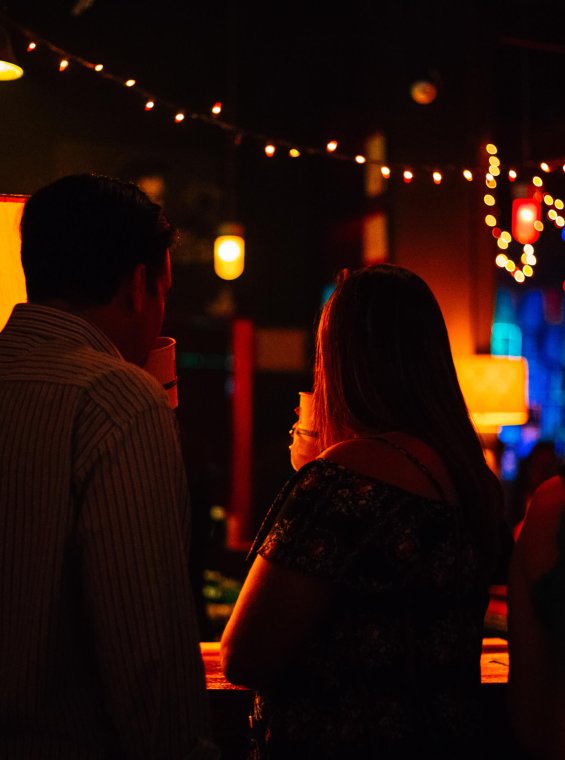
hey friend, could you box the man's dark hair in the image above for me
[20,173,175,307]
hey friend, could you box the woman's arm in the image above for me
[220,554,333,689]
[507,476,564,757]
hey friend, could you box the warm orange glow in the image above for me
[214,224,245,280]
[289,148,300,158]
[0,196,27,330]
[540,162,550,172]
[27,42,36,52]
[403,170,413,183]
[454,355,528,432]
[486,143,498,155]
[355,155,366,164]
[145,100,155,110]
[485,214,497,226]
[174,112,185,122]
[532,175,543,187]
[495,254,508,267]
[381,166,391,178]
[514,270,525,283]
[125,78,136,87]
[508,169,517,181]
[59,59,69,72]
[326,140,338,152]
[94,64,103,72]
[211,101,222,115]
[432,171,442,184]
[484,194,495,206]
[265,144,276,157]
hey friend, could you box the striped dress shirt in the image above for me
[0,303,217,759]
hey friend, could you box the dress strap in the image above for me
[358,434,448,502]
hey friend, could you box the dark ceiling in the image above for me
[3,0,565,166]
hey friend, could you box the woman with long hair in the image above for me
[221,264,502,758]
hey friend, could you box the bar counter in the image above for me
[200,638,511,758]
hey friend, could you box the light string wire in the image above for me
[3,11,565,180]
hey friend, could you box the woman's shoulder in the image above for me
[318,433,459,503]
[516,473,565,578]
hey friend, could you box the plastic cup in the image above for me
[143,336,178,409]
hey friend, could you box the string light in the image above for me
[6,13,565,204]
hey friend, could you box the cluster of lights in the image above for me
[483,144,565,284]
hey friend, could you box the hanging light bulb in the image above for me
[214,223,245,280]
[0,25,23,80]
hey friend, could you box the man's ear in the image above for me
[129,263,147,313]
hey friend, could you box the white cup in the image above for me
[289,391,320,471]
[143,336,178,409]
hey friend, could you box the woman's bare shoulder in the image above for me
[517,474,565,577]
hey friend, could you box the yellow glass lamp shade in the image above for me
[0,26,23,81]
[454,354,529,433]
[214,223,245,281]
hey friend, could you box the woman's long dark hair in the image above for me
[313,264,501,570]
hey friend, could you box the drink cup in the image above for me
[143,336,178,409]
[289,390,320,470]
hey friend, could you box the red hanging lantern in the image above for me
[512,197,541,244]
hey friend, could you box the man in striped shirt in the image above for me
[0,174,218,758]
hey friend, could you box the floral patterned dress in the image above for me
[249,457,489,759]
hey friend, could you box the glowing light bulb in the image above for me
[59,59,69,72]
[495,254,508,267]
[355,155,366,164]
[463,169,473,181]
[326,140,338,153]
[523,265,534,277]
[27,42,37,52]
[486,143,498,155]
[94,64,103,72]
[174,112,185,122]
[403,170,413,183]
[497,238,509,250]
[145,100,155,111]
[125,79,136,87]
[544,194,554,205]
[485,214,497,227]
[540,162,550,172]
[483,194,495,206]
[508,169,517,181]
[265,144,276,157]
[514,270,525,283]
[555,199,564,210]
[432,171,442,185]
[211,102,222,115]
[289,148,300,158]
[505,259,515,271]
[532,176,543,187]
[381,166,391,178]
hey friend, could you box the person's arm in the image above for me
[76,403,216,759]
[221,554,333,689]
[507,476,564,758]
